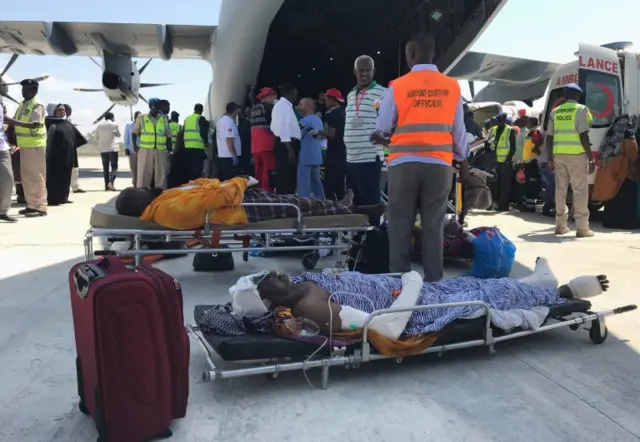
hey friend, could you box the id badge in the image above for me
[351,117,363,127]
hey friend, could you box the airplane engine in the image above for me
[101,71,123,91]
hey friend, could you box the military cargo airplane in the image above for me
[0,0,560,121]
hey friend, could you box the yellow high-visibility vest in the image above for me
[14,99,46,148]
[490,125,512,163]
[139,114,168,150]
[183,113,205,149]
[552,101,591,155]
[169,121,181,144]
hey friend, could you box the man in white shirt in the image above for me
[0,101,17,222]
[344,55,386,225]
[270,82,301,193]
[93,112,122,191]
[215,102,242,181]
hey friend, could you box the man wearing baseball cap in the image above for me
[3,79,48,216]
[250,87,277,190]
[545,82,595,237]
[320,88,347,200]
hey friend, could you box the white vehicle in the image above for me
[469,100,542,125]
[541,42,628,186]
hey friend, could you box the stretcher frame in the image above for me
[84,202,375,268]
[187,300,637,390]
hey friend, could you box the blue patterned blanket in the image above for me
[198,272,565,337]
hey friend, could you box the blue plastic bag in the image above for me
[467,227,516,279]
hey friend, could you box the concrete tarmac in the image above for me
[1,156,639,442]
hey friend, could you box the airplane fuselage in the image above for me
[101,53,141,106]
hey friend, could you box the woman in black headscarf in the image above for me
[45,103,87,205]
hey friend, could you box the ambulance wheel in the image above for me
[589,320,608,344]
[242,252,249,262]
[302,251,320,270]
[79,400,89,415]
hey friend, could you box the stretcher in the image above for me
[188,298,637,390]
[84,200,374,269]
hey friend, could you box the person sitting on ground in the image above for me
[256,260,609,339]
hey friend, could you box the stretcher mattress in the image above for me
[194,299,592,361]
[90,201,369,231]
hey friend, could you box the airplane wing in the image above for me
[0,21,215,60]
[446,51,562,102]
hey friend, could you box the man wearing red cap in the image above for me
[319,88,347,200]
[250,87,277,190]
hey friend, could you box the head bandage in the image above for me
[230,271,272,318]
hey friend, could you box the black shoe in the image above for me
[16,198,26,205]
[25,210,47,217]
[73,188,86,194]
[64,200,73,204]
[541,209,555,218]
[18,207,37,215]
[0,214,17,223]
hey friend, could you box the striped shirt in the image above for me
[344,82,386,163]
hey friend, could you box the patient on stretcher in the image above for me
[253,260,609,340]
[116,177,384,230]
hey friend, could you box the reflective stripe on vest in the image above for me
[388,70,460,165]
[491,125,512,163]
[552,102,585,155]
[139,114,168,150]
[169,122,181,143]
[183,113,205,149]
[14,99,46,148]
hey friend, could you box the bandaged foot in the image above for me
[518,257,558,289]
[564,275,609,299]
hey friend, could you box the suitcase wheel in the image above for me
[79,400,89,415]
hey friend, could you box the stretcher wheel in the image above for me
[242,251,249,262]
[265,373,279,381]
[302,251,320,270]
[589,320,608,344]
[78,400,89,415]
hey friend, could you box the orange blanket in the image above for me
[140,178,250,229]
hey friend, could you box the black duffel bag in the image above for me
[192,245,235,272]
[347,227,390,274]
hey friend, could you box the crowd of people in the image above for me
[0,30,603,283]
[0,79,87,222]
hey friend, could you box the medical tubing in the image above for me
[302,291,376,390]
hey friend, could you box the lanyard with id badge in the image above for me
[351,87,369,128]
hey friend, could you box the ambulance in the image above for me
[541,42,631,188]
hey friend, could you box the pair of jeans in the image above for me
[100,151,119,185]
[539,162,555,212]
[346,157,382,226]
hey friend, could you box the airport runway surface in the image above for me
[1,156,639,442]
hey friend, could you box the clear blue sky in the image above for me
[2,0,640,129]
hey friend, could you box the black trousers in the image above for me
[217,157,241,181]
[323,152,346,201]
[496,161,512,210]
[274,137,298,194]
[100,151,119,185]
[523,160,541,210]
[184,148,206,182]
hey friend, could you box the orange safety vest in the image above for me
[388,70,460,165]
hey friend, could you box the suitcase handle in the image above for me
[74,264,105,298]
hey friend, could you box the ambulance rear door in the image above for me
[577,43,623,161]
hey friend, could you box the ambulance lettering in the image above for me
[578,56,619,74]
[555,73,579,87]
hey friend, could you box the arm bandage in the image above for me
[339,271,423,340]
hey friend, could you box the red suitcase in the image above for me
[69,256,189,442]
